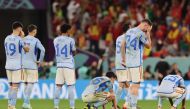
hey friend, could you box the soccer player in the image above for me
[53,24,76,109]
[4,21,29,109]
[82,72,118,109]
[157,75,186,109]
[121,19,152,109]
[115,23,131,108]
[22,24,45,109]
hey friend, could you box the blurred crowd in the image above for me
[51,0,190,57]
[144,57,190,81]
[46,0,190,80]
[39,56,190,80]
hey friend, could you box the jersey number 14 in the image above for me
[55,44,71,57]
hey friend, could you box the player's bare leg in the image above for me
[107,93,118,109]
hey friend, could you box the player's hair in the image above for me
[27,24,37,32]
[60,24,71,33]
[106,71,117,79]
[141,19,152,26]
[123,23,131,32]
[12,21,23,30]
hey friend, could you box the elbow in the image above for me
[145,44,152,49]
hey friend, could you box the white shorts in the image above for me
[82,92,108,103]
[116,70,128,82]
[126,66,143,83]
[6,70,22,83]
[157,87,185,99]
[23,69,38,83]
[55,68,76,85]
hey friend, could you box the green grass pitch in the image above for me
[0,99,189,109]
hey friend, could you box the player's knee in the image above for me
[130,84,139,95]
[56,84,63,87]
[125,82,130,88]
[107,94,115,101]
[119,82,125,88]
[12,83,19,88]
[82,94,89,102]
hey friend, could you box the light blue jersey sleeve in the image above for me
[36,39,45,62]
[178,78,185,88]
[71,38,76,51]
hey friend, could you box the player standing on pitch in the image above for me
[22,24,45,109]
[82,72,118,109]
[121,19,152,109]
[53,24,77,109]
[157,74,186,109]
[4,21,29,109]
[115,23,131,108]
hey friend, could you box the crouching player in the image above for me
[157,75,186,109]
[82,72,118,109]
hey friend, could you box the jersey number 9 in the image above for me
[5,43,16,56]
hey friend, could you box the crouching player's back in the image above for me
[82,72,118,109]
[157,75,186,109]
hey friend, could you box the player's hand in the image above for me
[147,26,152,33]
[121,59,126,65]
[106,93,115,101]
[19,30,25,38]
[171,106,176,109]
[121,61,126,68]
[36,61,41,67]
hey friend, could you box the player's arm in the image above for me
[108,89,117,109]
[71,39,77,56]
[121,38,126,64]
[36,39,45,63]
[178,78,186,109]
[19,30,25,38]
[19,31,29,52]
[140,26,152,49]
[102,104,106,109]
[20,40,29,53]
[23,46,29,52]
